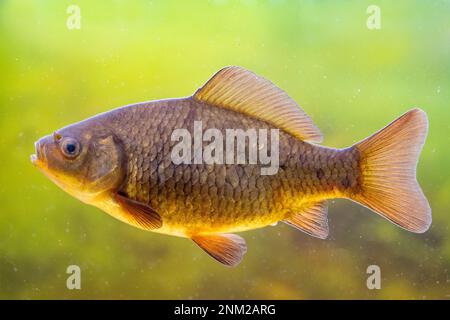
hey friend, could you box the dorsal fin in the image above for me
[193,66,323,143]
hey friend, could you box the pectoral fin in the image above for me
[114,193,162,230]
[283,201,329,239]
[192,233,247,267]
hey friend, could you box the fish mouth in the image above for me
[31,140,46,168]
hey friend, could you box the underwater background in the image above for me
[0,0,449,299]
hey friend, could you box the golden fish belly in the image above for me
[100,98,361,236]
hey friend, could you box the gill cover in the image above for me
[85,134,126,194]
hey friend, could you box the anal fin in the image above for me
[283,201,329,239]
[192,233,247,267]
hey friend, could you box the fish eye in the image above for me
[60,137,81,159]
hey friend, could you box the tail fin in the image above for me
[352,108,431,233]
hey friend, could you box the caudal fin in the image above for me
[352,108,431,233]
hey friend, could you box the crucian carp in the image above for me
[31,66,431,266]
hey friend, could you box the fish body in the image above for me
[32,67,431,266]
[61,98,358,237]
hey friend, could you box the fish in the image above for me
[31,66,432,267]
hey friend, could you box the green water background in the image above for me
[0,0,449,299]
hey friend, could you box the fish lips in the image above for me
[31,138,47,168]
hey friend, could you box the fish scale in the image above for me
[102,98,359,234]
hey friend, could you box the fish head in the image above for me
[31,121,126,203]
